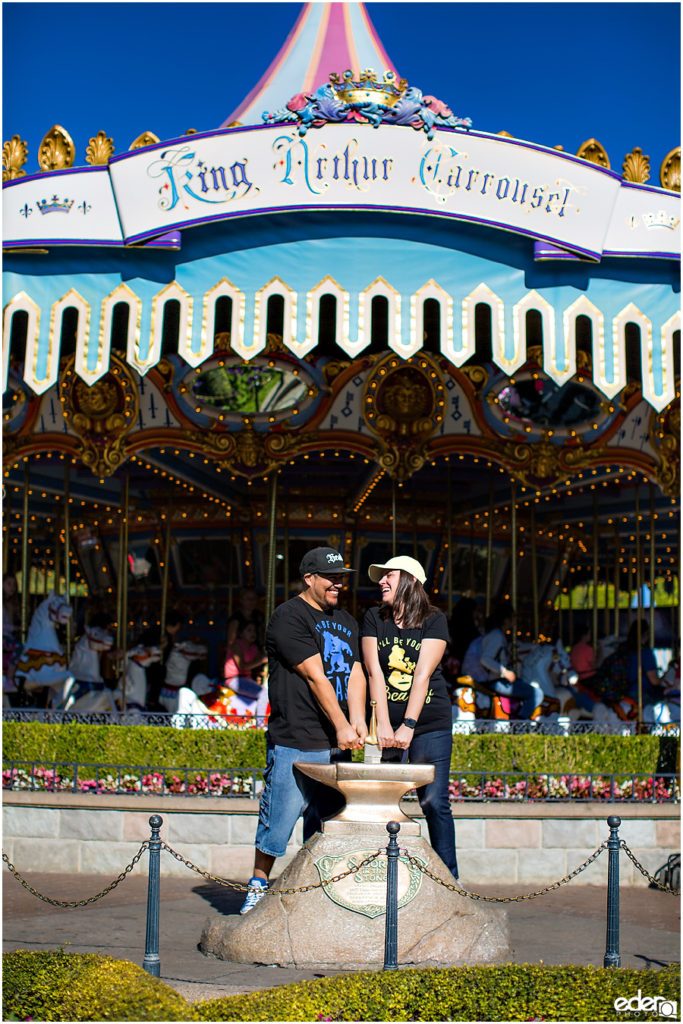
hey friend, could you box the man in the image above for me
[240,546,367,914]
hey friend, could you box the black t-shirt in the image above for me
[266,596,360,750]
[362,607,451,735]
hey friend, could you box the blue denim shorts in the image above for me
[254,743,335,859]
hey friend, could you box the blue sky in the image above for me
[3,2,680,182]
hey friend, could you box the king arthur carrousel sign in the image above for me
[107,122,623,259]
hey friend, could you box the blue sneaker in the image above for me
[240,876,268,914]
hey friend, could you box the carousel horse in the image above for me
[170,669,270,730]
[58,624,116,711]
[518,638,581,723]
[14,593,74,702]
[115,642,162,711]
[204,668,270,726]
[159,640,209,712]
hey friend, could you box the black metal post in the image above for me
[383,821,400,971]
[604,815,621,968]
[143,814,162,977]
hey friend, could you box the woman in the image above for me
[361,555,458,879]
[223,621,267,691]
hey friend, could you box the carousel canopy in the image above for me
[2,4,680,410]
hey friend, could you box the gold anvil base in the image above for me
[295,761,435,836]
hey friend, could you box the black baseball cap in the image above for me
[299,546,356,576]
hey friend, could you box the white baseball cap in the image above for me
[368,556,427,585]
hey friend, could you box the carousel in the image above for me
[2,2,680,729]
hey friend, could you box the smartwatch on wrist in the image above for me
[402,717,417,729]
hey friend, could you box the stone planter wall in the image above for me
[3,792,679,888]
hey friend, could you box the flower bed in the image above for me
[448,773,679,802]
[2,766,259,797]
[3,764,678,802]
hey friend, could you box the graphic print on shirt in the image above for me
[378,635,433,706]
[315,619,354,701]
[387,642,416,691]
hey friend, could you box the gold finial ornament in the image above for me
[129,131,161,150]
[497,130,513,137]
[85,131,115,166]
[367,700,378,745]
[660,147,681,192]
[576,138,610,169]
[38,125,75,172]
[622,147,650,184]
[2,135,28,181]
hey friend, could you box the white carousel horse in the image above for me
[205,671,270,725]
[59,625,115,711]
[159,640,209,712]
[114,642,162,711]
[14,593,74,697]
[519,638,580,723]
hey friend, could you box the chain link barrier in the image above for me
[158,840,385,895]
[3,835,679,907]
[1,845,149,908]
[400,842,609,902]
[619,841,681,895]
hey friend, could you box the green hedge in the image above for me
[3,949,192,1021]
[3,722,678,774]
[195,964,681,1022]
[3,951,679,1022]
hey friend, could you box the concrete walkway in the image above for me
[3,870,680,1006]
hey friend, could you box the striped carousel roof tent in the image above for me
[221,2,400,127]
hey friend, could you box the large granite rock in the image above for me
[200,826,510,969]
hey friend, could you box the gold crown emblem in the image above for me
[329,69,408,108]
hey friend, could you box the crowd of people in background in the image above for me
[1,568,679,721]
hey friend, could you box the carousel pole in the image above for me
[614,522,621,639]
[159,515,172,641]
[120,471,130,710]
[53,514,61,596]
[447,466,453,618]
[468,522,475,595]
[530,503,538,639]
[592,493,599,660]
[283,496,289,603]
[3,483,9,576]
[265,472,278,624]
[391,479,397,555]
[635,483,643,726]
[649,484,656,641]
[64,462,72,660]
[485,476,494,619]
[412,492,418,560]
[510,478,518,668]
[20,462,29,644]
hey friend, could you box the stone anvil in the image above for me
[200,759,510,969]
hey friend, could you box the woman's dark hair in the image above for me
[626,619,649,651]
[379,570,436,629]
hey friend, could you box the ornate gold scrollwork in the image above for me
[85,131,115,166]
[362,353,446,481]
[459,364,489,398]
[622,147,650,184]
[38,125,75,172]
[321,359,351,385]
[2,135,28,181]
[650,402,680,496]
[59,355,138,477]
[576,139,610,168]
[129,132,161,150]
[659,147,681,193]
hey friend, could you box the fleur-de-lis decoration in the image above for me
[2,135,28,181]
[129,131,160,150]
[622,147,650,184]
[660,147,681,193]
[85,131,114,166]
[38,125,75,172]
[576,138,610,168]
